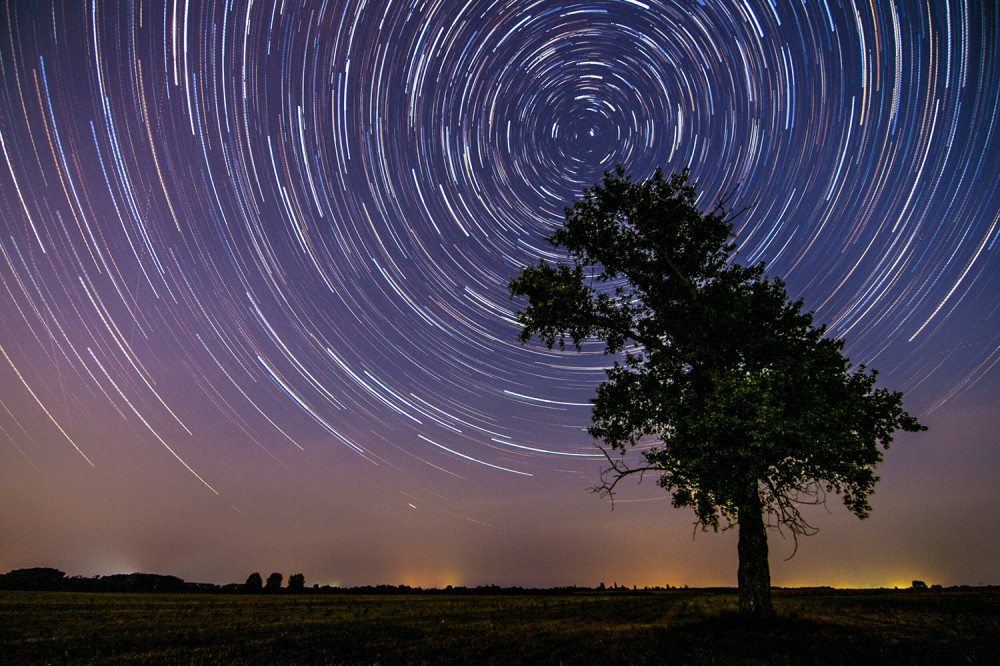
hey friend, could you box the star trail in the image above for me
[1,1,998,588]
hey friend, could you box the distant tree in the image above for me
[0,567,67,590]
[245,572,263,593]
[287,573,305,591]
[509,167,925,620]
[265,572,283,592]
[102,573,187,593]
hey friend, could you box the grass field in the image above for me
[2,588,997,664]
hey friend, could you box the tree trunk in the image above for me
[737,491,775,621]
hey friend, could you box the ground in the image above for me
[2,588,997,664]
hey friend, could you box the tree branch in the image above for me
[591,444,662,508]
[762,478,822,559]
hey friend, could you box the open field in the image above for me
[2,588,997,664]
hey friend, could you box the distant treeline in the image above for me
[3,568,966,594]
[0,567,683,595]
[0,568,211,593]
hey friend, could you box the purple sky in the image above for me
[1,0,998,588]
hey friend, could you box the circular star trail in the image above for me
[1,0,998,495]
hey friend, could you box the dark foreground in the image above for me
[2,588,997,664]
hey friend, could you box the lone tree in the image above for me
[509,167,925,620]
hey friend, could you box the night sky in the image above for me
[1,0,998,589]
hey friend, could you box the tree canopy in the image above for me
[265,572,283,591]
[245,572,263,593]
[509,167,925,619]
[288,573,306,591]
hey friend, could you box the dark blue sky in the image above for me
[1,0,997,588]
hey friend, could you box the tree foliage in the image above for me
[265,572,283,591]
[245,572,263,593]
[510,167,925,617]
[288,573,306,591]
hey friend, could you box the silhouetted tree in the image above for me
[265,572,283,592]
[245,572,263,593]
[0,567,67,590]
[287,573,305,591]
[101,573,187,592]
[510,167,925,620]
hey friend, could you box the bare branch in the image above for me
[761,478,824,560]
[591,444,661,509]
